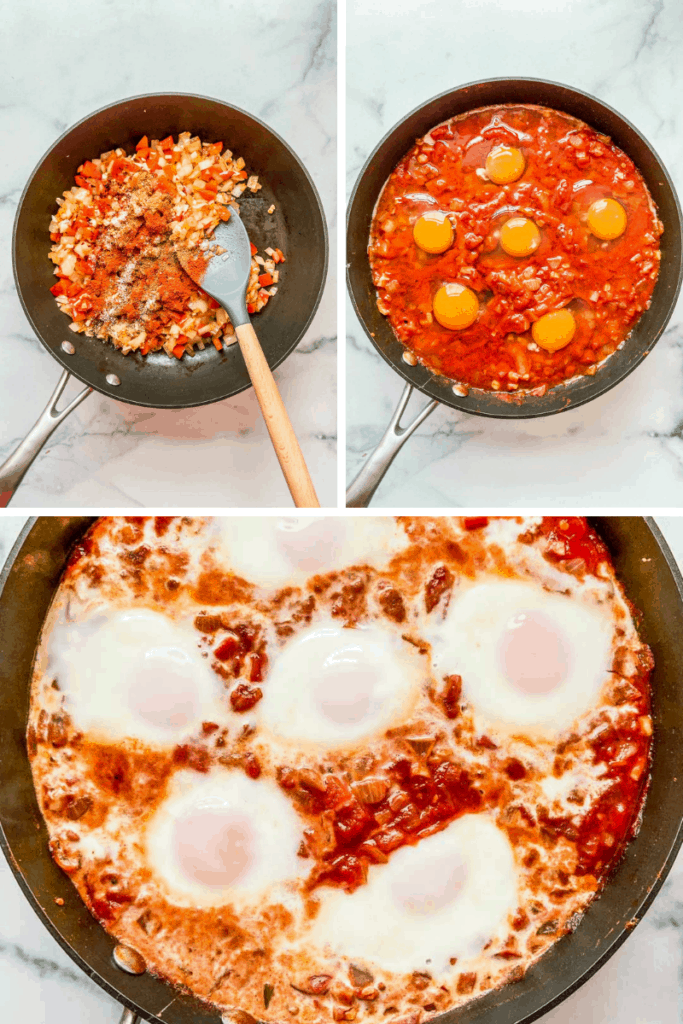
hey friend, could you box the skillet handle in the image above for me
[0,370,92,507]
[118,1011,139,1024]
[346,382,439,508]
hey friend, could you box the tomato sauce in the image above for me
[370,105,662,393]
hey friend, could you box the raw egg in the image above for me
[587,198,627,241]
[532,309,576,352]
[485,145,525,185]
[433,283,479,330]
[413,211,454,254]
[500,217,541,258]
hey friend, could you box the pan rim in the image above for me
[2,516,683,1024]
[346,76,683,420]
[12,91,329,410]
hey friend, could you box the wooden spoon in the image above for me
[180,208,320,508]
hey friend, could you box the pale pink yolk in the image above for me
[276,519,344,572]
[393,854,467,916]
[498,610,571,695]
[128,650,199,730]
[174,811,252,887]
[312,650,379,725]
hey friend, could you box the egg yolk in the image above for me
[500,217,541,258]
[413,211,454,254]
[485,145,525,185]
[499,610,571,695]
[587,198,627,241]
[433,283,479,330]
[531,309,576,352]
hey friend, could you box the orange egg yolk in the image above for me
[532,309,577,352]
[413,211,454,254]
[587,198,627,241]
[500,217,541,258]
[433,284,479,330]
[485,145,525,185]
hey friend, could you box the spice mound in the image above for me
[49,133,285,359]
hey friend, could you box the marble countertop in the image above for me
[1,514,683,1023]
[346,0,683,508]
[0,0,336,509]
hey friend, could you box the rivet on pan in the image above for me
[61,340,75,355]
[105,373,121,386]
[452,383,468,397]
[113,944,146,975]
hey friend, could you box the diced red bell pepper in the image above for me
[136,135,149,151]
[74,175,91,190]
[212,337,223,351]
[217,208,230,221]
[464,517,489,530]
[50,281,65,296]
[247,303,256,315]
[258,273,273,287]
[250,242,257,256]
[172,343,186,359]
[159,135,174,151]
[50,232,60,242]
[209,141,223,155]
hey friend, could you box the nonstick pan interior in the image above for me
[14,93,328,409]
[347,78,683,419]
[1,517,683,1024]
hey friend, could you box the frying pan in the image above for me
[346,79,683,506]
[0,93,328,507]
[1,516,683,1024]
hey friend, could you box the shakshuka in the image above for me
[28,516,653,1022]
[369,104,662,395]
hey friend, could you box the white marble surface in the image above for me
[346,0,683,508]
[0,0,336,509]
[1,514,683,1023]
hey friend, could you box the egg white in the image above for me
[48,608,225,745]
[258,616,426,748]
[214,516,405,589]
[429,578,614,736]
[305,814,518,974]
[145,769,307,908]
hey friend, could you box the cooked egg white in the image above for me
[145,769,307,908]
[259,616,426,748]
[428,578,614,736]
[305,814,517,974]
[215,517,405,589]
[48,609,225,745]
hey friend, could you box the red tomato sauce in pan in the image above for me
[369,105,662,394]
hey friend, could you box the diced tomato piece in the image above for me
[74,175,91,190]
[250,242,257,256]
[198,188,216,201]
[258,273,273,287]
[146,151,160,171]
[208,297,221,310]
[172,343,186,359]
[50,232,60,242]
[159,135,174,151]
[209,141,223,155]
[200,169,214,182]
[110,158,126,181]
[79,161,101,179]
[50,281,65,296]
[464,517,489,530]
[247,303,256,315]
[212,337,223,351]
[136,135,149,151]
[136,147,150,160]
[140,341,151,356]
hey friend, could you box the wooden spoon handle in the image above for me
[235,322,320,508]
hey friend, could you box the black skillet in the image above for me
[346,79,683,506]
[1,516,683,1024]
[0,93,328,507]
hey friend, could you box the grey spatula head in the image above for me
[190,206,252,327]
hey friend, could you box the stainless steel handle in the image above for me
[118,1010,139,1024]
[0,370,91,507]
[346,382,439,507]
